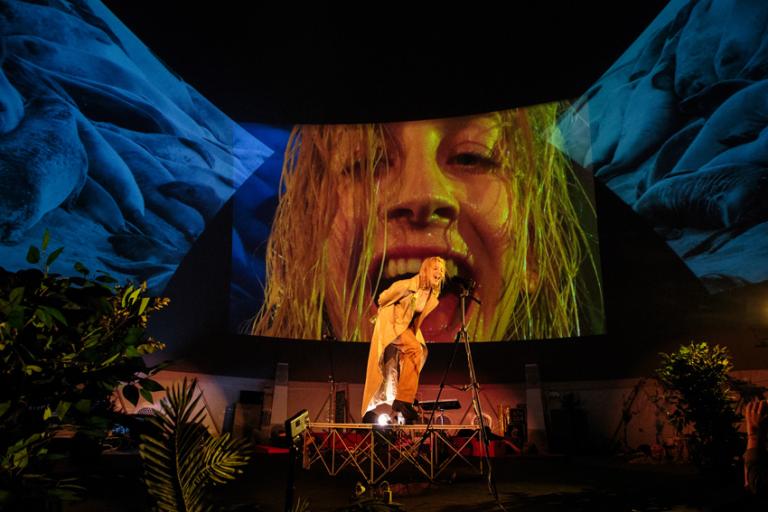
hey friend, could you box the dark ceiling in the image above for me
[102,2,669,124]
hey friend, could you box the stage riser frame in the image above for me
[303,422,483,484]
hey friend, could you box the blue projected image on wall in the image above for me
[2,0,768,346]
[557,0,768,293]
[0,0,272,292]
[230,124,290,332]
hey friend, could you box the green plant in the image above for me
[140,378,251,512]
[0,230,167,508]
[656,342,742,471]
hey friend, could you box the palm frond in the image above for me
[199,433,252,485]
[139,378,251,512]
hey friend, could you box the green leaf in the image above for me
[123,326,144,345]
[26,245,40,264]
[45,246,64,268]
[41,228,50,251]
[7,305,25,329]
[24,365,42,375]
[74,261,89,276]
[123,384,140,406]
[121,286,132,308]
[12,447,29,470]
[140,379,166,392]
[95,274,118,284]
[139,297,150,316]
[41,306,68,326]
[21,433,42,446]
[9,287,24,305]
[33,308,52,329]
[74,399,91,414]
[128,287,141,306]
[101,352,120,367]
[140,388,154,404]
[43,407,53,420]
[83,334,103,349]
[60,352,77,362]
[56,401,72,420]
[124,345,141,358]
[0,401,10,419]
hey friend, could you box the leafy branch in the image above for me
[656,342,742,471]
[0,230,169,508]
[140,378,251,512]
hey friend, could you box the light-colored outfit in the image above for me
[361,275,439,417]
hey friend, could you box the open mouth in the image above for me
[368,250,475,342]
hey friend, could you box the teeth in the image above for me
[383,258,461,279]
[385,259,417,278]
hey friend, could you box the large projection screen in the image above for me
[231,104,605,342]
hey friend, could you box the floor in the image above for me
[218,453,762,512]
[65,450,766,512]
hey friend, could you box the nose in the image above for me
[386,142,459,227]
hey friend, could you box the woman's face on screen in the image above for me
[327,114,515,341]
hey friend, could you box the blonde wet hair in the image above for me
[418,256,446,292]
[250,103,600,341]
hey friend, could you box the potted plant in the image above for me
[0,231,167,509]
[656,342,742,473]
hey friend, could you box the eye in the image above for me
[446,151,500,173]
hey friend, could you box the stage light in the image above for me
[377,413,391,426]
[285,409,309,442]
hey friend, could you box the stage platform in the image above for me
[303,421,484,484]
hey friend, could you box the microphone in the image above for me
[446,275,475,292]
[445,276,481,304]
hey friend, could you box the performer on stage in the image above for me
[361,256,447,423]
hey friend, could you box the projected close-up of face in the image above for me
[326,115,513,342]
[252,104,601,342]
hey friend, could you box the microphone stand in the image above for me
[415,280,505,510]
[455,284,502,507]
[315,330,339,423]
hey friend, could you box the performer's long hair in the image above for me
[250,103,601,341]
[418,256,446,292]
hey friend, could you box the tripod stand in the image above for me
[417,280,503,507]
[456,282,500,502]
